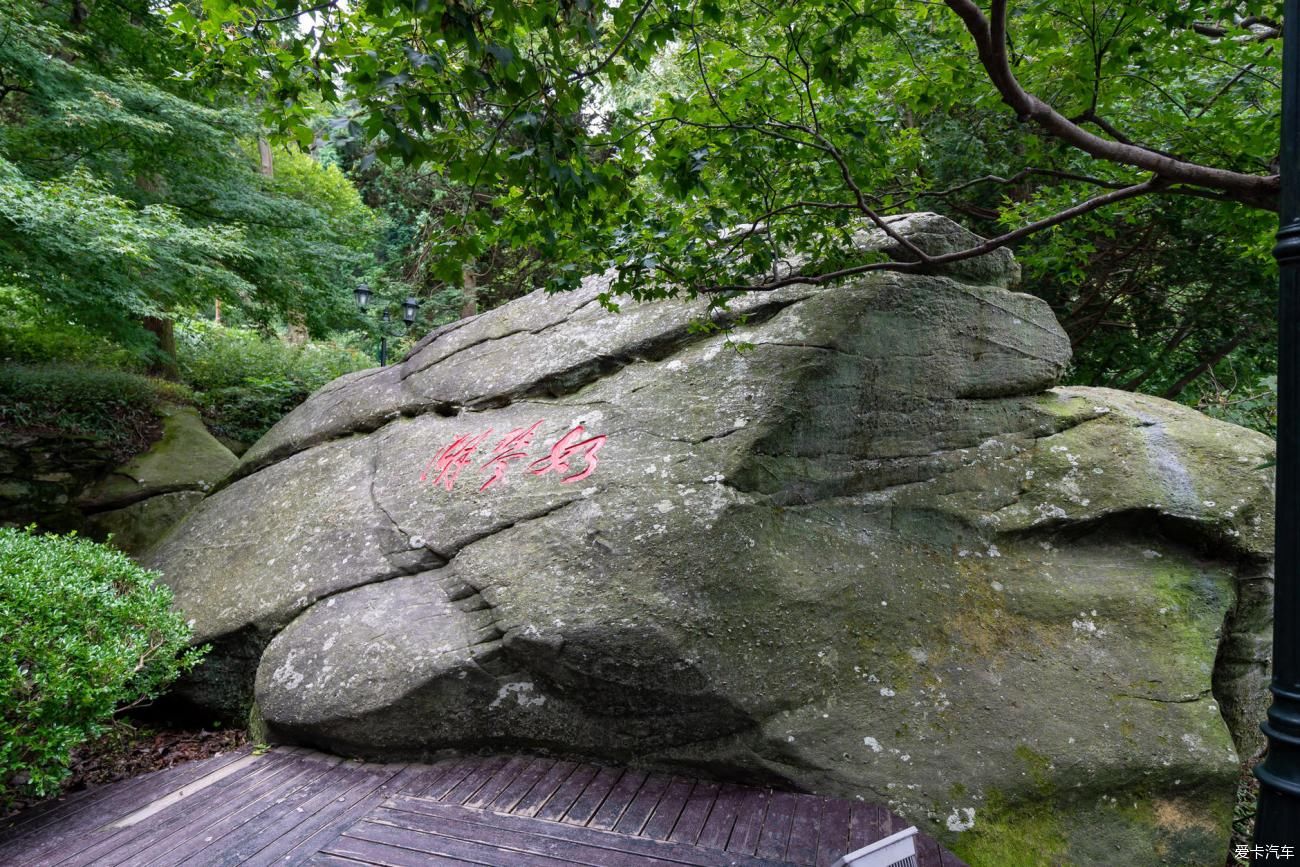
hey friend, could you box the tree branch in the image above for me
[703,177,1167,293]
[568,0,655,83]
[941,0,1278,210]
[253,1,340,30]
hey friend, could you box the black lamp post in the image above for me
[354,284,420,366]
[1253,0,1300,853]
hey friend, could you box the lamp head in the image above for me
[353,283,372,310]
[402,296,421,326]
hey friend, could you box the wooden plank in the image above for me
[561,765,623,826]
[378,797,794,867]
[5,750,286,867]
[91,752,321,867]
[443,756,509,805]
[210,763,388,866]
[239,765,405,867]
[105,750,337,867]
[914,830,945,867]
[784,795,824,865]
[419,757,479,801]
[695,782,744,851]
[267,763,423,867]
[48,753,299,867]
[0,746,256,857]
[533,763,599,822]
[509,760,577,818]
[0,746,253,839]
[394,761,458,800]
[462,756,534,810]
[302,854,374,866]
[667,779,719,846]
[327,831,488,866]
[486,756,554,813]
[587,768,647,832]
[847,800,892,851]
[190,756,361,867]
[343,818,597,867]
[612,772,672,836]
[725,788,770,856]
[754,790,798,861]
[814,798,852,867]
[640,777,695,841]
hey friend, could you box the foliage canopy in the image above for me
[0,0,377,348]
[157,0,1283,421]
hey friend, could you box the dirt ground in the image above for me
[3,723,248,821]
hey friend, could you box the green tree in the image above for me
[0,0,377,354]
[170,1,1283,424]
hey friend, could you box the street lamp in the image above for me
[402,297,421,326]
[353,283,372,310]
[354,285,420,366]
[1253,0,1300,854]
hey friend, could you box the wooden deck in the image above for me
[0,746,968,866]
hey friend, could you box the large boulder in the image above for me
[147,214,1274,865]
[82,405,237,556]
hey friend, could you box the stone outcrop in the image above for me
[82,405,237,555]
[1,402,236,555]
[147,214,1274,865]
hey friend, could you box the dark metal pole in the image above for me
[1254,0,1300,851]
[379,309,390,366]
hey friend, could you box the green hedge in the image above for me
[0,528,205,804]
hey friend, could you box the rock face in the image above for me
[148,214,1274,865]
[82,405,237,556]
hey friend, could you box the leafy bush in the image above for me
[0,528,206,803]
[0,286,146,371]
[177,320,368,444]
[1195,374,1278,439]
[0,364,192,460]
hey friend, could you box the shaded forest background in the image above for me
[0,0,1281,457]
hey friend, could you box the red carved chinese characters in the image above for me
[478,421,544,492]
[418,420,608,492]
[419,430,492,491]
[527,425,607,484]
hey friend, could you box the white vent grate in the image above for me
[830,825,919,867]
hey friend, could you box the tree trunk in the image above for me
[257,136,308,343]
[143,316,180,381]
[460,265,478,319]
[1161,327,1261,400]
[285,311,309,345]
[1120,318,1197,392]
[258,138,274,176]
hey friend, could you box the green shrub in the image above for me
[176,320,368,444]
[0,364,193,460]
[0,528,206,803]
[196,379,312,445]
[0,286,145,372]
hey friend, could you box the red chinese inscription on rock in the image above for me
[478,421,544,492]
[419,420,607,492]
[419,430,492,491]
[527,424,607,484]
